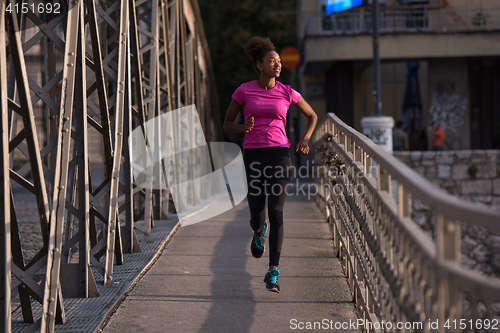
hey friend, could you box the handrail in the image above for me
[312,113,500,330]
[313,130,500,299]
[320,114,500,231]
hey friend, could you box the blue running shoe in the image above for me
[263,268,280,293]
[250,221,268,258]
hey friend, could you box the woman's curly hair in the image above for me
[244,36,276,72]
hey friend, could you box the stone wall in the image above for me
[394,150,500,208]
[394,150,500,278]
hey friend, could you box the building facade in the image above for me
[299,0,500,150]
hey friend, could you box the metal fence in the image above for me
[0,0,221,332]
[305,7,500,35]
[313,113,500,332]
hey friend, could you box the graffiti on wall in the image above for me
[428,80,468,150]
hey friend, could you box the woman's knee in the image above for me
[268,209,284,226]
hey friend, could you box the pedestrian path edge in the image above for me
[11,217,180,333]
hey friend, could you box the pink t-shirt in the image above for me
[232,80,301,149]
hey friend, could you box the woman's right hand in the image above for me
[243,117,254,132]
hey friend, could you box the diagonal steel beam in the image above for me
[120,31,141,254]
[3,1,222,331]
[103,0,129,284]
[6,0,51,251]
[0,1,11,330]
[40,0,85,329]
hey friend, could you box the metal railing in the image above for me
[312,113,500,332]
[305,7,500,36]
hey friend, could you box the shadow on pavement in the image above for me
[198,203,255,333]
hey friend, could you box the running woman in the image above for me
[223,36,318,293]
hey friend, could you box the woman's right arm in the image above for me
[223,98,254,133]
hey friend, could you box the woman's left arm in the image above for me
[295,96,318,155]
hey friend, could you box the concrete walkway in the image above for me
[102,190,359,333]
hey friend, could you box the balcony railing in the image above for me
[304,7,500,36]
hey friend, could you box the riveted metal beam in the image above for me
[103,0,129,285]
[4,0,222,331]
[0,1,11,329]
[40,0,83,329]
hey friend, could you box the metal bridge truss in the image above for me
[0,0,220,332]
[313,114,500,332]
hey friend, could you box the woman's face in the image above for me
[258,51,281,78]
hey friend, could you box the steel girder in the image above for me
[0,2,11,331]
[2,0,221,332]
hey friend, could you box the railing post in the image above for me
[354,144,362,163]
[377,164,391,194]
[397,184,411,218]
[332,205,340,257]
[437,214,462,332]
[364,153,372,176]
[324,183,329,218]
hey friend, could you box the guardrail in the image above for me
[312,113,500,332]
[305,7,500,36]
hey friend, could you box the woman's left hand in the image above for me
[296,138,310,154]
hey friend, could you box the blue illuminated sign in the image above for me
[325,0,363,15]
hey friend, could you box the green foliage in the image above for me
[468,164,479,178]
[198,0,297,122]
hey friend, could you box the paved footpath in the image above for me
[102,191,360,333]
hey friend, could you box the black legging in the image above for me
[243,147,291,267]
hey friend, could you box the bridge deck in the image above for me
[102,189,360,333]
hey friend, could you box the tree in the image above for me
[197,0,297,123]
